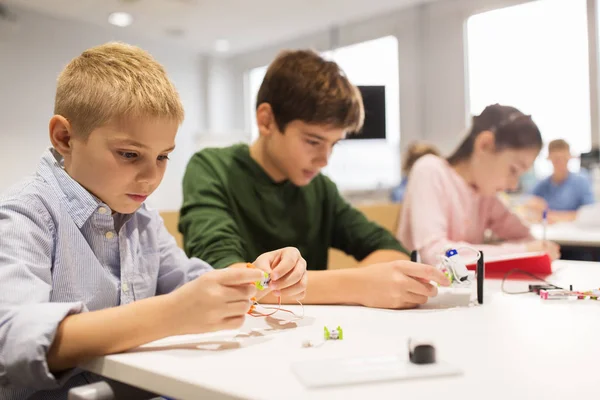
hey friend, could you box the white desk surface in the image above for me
[82,261,600,400]
[531,222,600,246]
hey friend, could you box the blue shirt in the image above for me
[532,172,595,211]
[390,177,408,203]
[0,148,213,400]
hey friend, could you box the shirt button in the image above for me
[105,231,115,239]
[122,282,129,292]
[98,207,108,215]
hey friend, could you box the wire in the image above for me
[500,268,562,295]
[244,262,305,320]
[248,297,305,319]
[455,246,482,263]
[248,296,281,317]
[262,300,305,319]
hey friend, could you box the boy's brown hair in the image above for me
[548,139,570,153]
[54,42,184,137]
[256,49,364,133]
[402,142,440,175]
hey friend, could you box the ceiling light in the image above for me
[215,39,230,53]
[108,12,133,27]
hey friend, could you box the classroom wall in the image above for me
[1,0,588,205]
[0,6,204,210]
[206,0,542,187]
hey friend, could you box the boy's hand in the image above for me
[167,268,263,335]
[253,247,307,301]
[357,260,451,309]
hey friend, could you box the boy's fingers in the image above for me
[402,276,438,297]
[415,277,431,284]
[270,259,306,290]
[222,315,245,330]
[217,268,263,286]
[222,285,257,302]
[396,302,419,310]
[277,273,308,298]
[401,292,428,305]
[251,254,273,273]
[270,248,302,280]
[225,300,253,317]
[398,262,451,286]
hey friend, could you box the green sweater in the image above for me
[180,144,407,269]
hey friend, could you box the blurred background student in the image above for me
[390,142,440,203]
[398,104,560,266]
[526,139,594,224]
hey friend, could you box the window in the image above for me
[245,36,400,190]
[467,0,591,177]
[246,65,268,140]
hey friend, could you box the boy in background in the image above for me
[180,49,449,310]
[528,139,594,223]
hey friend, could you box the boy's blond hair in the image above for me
[548,139,570,153]
[54,42,184,137]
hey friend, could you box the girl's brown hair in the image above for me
[447,104,542,165]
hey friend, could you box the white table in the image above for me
[530,223,600,247]
[82,261,600,400]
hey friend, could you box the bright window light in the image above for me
[467,0,591,179]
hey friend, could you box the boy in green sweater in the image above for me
[180,50,449,309]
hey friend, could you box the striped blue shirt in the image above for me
[0,148,213,400]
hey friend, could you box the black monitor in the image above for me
[347,85,386,140]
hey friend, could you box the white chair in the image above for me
[68,380,160,400]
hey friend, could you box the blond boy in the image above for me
[0,43,306,399]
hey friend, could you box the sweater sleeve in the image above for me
[179,152,247,269]
[328,177,408,260]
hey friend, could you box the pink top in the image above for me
[397,155,532,266]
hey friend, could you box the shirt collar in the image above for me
[37,147,104,228]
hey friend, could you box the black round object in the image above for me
[410,344,436,364]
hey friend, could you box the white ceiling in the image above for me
[3,0,432,54]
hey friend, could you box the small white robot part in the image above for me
[440,249,471,285]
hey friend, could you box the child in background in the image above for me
[390,142,440,203]
[527,139,594,223]
[0,43,306,399]
[398,104,560,266]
